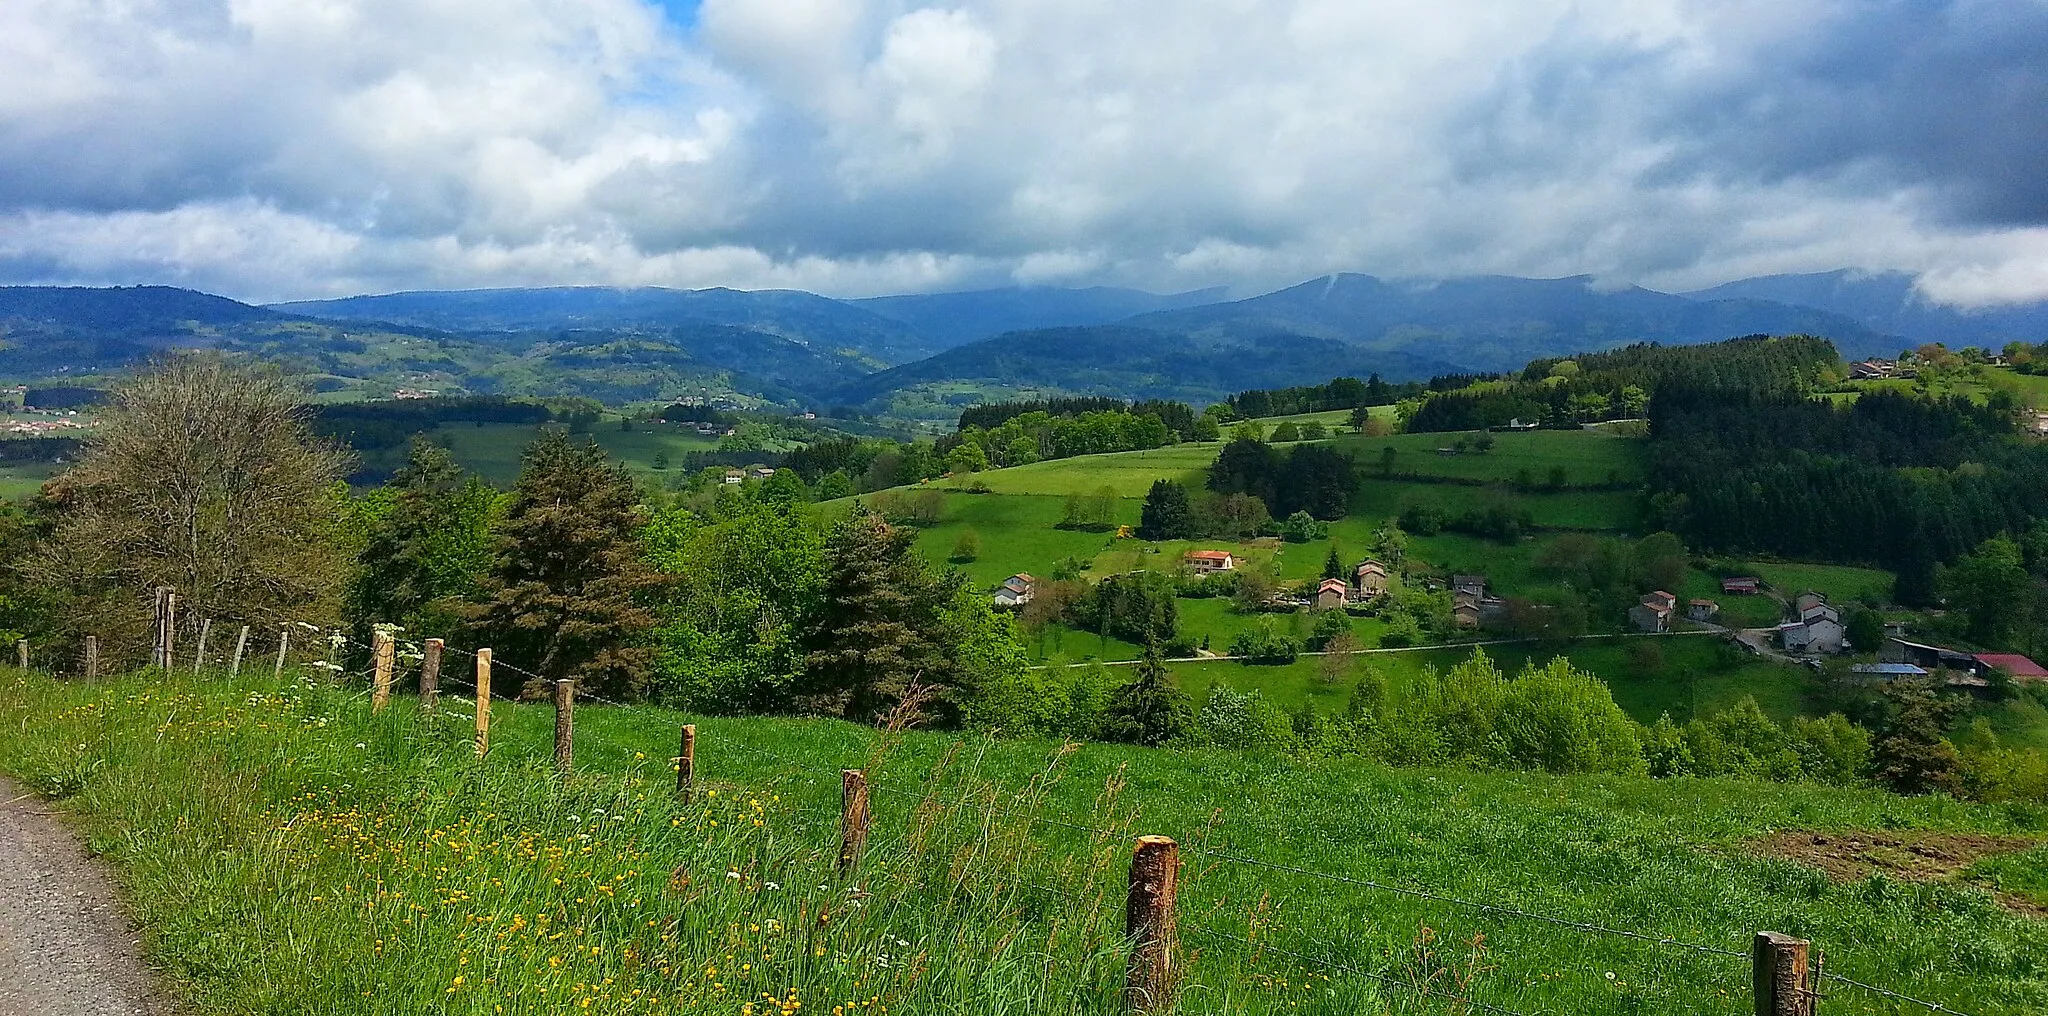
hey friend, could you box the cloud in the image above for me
[1,0,2046,306]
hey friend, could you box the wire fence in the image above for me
[23,602,1996,1016]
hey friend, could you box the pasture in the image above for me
[4,668,2044,1015]
[1331,427,1647,486]
[941,443,1218,497]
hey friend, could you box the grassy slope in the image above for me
[2,669,2042,1016]
[1328,429,1646,486]
[351,421,723,486]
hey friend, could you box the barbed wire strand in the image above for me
[1818,970,1982,1016]
[1181,920,1529,1016]
[1184,843,1747,960]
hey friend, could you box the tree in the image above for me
[803,506,964,722]
[466,430,660,700]
[1873,680,1964,795]
[1939,537,2033,648]
[643,485,823,711]
[1103,647,1195,746]
[813,470,855,502]
[1319,632,1363,683]
[1472,432,1495,453]
[1844,606,1885,654]
[651,450,670,471]
[1271,421,1301,442]
[945,441,988,475]
[1138,480,1193,541]
[33,354,352,662]
[346,438,498,647]
[950,529,982,563]
[1323,545,1344,580]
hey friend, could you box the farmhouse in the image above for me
[1353,560,1389,598]
[721,469,744,485]
[1882,637,1980,673]
[1185,550,1236,574]
[1721,577,1761,595]
[1778,614,1845,654]
[993,574,1034,610]
[1450,575,1505,629]
[1686,599,1720,623]
[1850,359,1897,380]
[1316,578,1348,609]
[1629,591,1677,633]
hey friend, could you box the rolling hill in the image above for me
[1685,269,2048,350]
[1124,273,1903,370]
[851,284,1226,347]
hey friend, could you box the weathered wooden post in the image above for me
[838,769,870,875]
[1126,836,1181,1013]
[1753,932,1815,1016]
[83,637,98,681]
[474,648,492,757]
[192,618,211,675]
[14,639,25,670]
[273,629,289,678]
[676,724,696,800]
[553,679,575,776]
[151,587,171,669]
[419,638,443,710]
[159,591,177,671]
[371,630,395,713]
[229,626,250,677]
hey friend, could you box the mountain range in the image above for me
[3,270,2043,413]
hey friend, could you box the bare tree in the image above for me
[33,354,352,666]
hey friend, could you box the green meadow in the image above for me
[4,667,2042,1015]
[1331,428,1646,487]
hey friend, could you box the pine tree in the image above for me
[466,431,659,700]
[804,506,963,722]
[1103,646,1195,746]
[1137,480,1192,540]
[1323,545,1344,580]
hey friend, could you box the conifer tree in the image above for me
[466,430,658,699]
[1103,646,1195,746]
[1137,479,1192,540]
[1323,545,1345,580]
[804,506,963,721]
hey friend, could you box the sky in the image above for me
[2,0,2045,306]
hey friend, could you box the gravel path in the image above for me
[0,782,169,1016]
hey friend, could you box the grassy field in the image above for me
[4,668,2043,1015]
[0,460,59,501]
[1351,479,1641,531]
[357,422,723,486]
[943,444,1218,497]
[903,493,1137,588]
[1744,560,1897,606]
[1331,429,1646,487]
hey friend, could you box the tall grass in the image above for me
[3,668,2046,1014]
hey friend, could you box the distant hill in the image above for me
[0,285,302,374]
[851,285,1227,348]
[831,325,1462,406]
[273,287,931,364]
[1125,273,1902,371]
[1684,270,2048,351]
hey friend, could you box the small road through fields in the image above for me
[0,781,169,1016]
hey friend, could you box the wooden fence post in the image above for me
[419,638,443,710]
[1126,836,1181,1013]
[474,648,492,757]
[161,592,176,671]
[553,680,575,776]
[838,769,870,875]
[84,637,98,681]
[152,587,171,669]
[371,630,395,713]
[230,626,249,677]
[14,639,25,670]
[1753,932,1815,1016]
[192,618,211,675]
[677,724,696,800]
[273,629,289,678]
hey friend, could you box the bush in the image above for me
[1198,687,1299,749]
[1228,618,1300,663]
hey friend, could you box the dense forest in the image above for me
[1403,334,1840,432]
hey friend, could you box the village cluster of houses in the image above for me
[720,465,778,484]
[1849,358,1909,380]
[1861,639,2048,690]
[1628,590,1720,633]
[1,416,87,436]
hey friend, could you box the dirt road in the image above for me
[0,783,169,1016]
